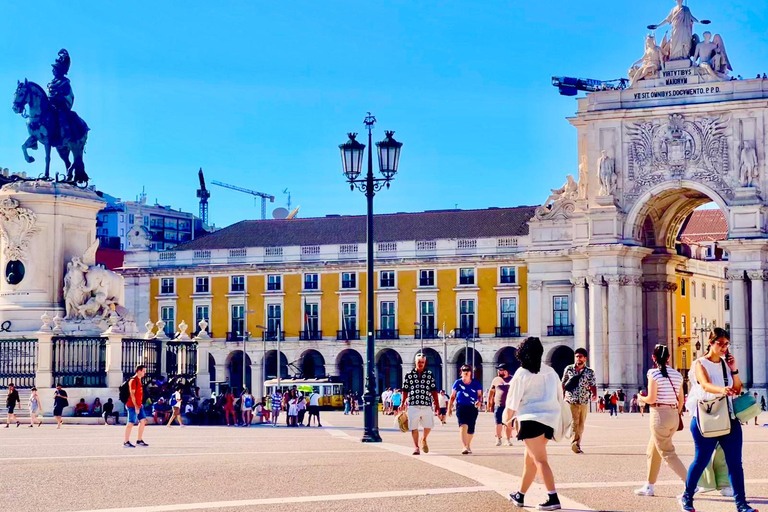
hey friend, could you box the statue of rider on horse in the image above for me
[12,49,90,185]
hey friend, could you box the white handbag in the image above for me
[553,398,573,443]
[696,360,732,438]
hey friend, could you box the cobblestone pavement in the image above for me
[0,410,766,512]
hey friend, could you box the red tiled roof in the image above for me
[679,209,728,244]
[174,206,537,250]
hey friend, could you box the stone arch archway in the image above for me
[376,349,402,394]
[336,349,363,395]
[454,348,483,385]
[226,350,252,393]
[420,348,443,390]
[547,345,574,378]
[299,350,326,378]
[263,350,288,380]
[494,346,520,374]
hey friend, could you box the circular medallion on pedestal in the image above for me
[5,259,25,285]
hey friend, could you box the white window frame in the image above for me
[341,271,357,290]
[304,273,320,291]
[194,275,210,294]
[160,277,175,295]
[339,300,359,335]
[379,270,396,289]
[418,269,436,288]
[230,275,245,293]
[458,267,476,286]
[499,266,517,285]
[267,274,282,292]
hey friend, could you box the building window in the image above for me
[725,294,730,310]
[460,299,475,336]
[692,281,696,298]
[501,298,517,328]
[681,278,686,297]
[195,305,210,333]
[267,304,281,336]
[553,296,569,326]
[341,272,356,289]
[380,270,395,288]
[143,216,148,226]
[419,269,435,287]
[231,275,245,292]
[120,214,124,223]
[119,228,124,237]
[160,278,174,295]
[231,305,244,336]
[681,314,687,336]
[161,306,175,337]
[712,285,716,300]
[195,277,209,294]
[304,273,319,290]
[304,302,319,334]
[702,283,706,299]
[342,302,357,334]
[459,268,475,285]
[128,213,135,225]
[380,301,395,331]
[267,274,281,291]
[420,300,435,334]
[500,266,516,284]
[706,246,713,258]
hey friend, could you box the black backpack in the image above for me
[118,380,131,404]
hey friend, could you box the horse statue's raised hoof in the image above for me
[25,156,35,163]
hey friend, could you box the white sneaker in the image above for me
[634,485,654,496]
[495,438,502,447]
[504,439,513,447]
[720,487,734,497]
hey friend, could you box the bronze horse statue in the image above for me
[12,79,89,184]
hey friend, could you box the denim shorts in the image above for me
[127,407,147,425]
[494,406,506,425]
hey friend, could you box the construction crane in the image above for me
[196,168,210,225]
[211,180,275,220]
[551,76,628,96]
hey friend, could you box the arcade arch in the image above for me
[336,349,363,396]
[376,349,402,393]
[299,349,326,378]
[264,350,289,380]
[420,348,443,390]
[226,350,252,393]
[494,346,519,374]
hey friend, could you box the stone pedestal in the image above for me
[0,182,105,333]
[595,195,618,207]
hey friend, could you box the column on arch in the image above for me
[621,275,641,390]
[748,270,767,389]
[606,275,624,389]
[728,270,749,384]
[527,280,543,338]
[571,277,588,351]
[588,275,606,387]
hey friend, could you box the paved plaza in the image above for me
[1,410,766,512]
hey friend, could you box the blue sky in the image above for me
[1,1,766,227]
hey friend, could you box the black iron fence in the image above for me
[52,336,107,387]
[166,341,197,380]
[121,338,162,383]
[547,325,575,336]
[0,339,36,388]
[336,330,360,341]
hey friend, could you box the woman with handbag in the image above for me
[680,328,757,512]
[505,337,564,511]
[634,344,688,497]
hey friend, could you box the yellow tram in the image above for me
[263,378,344,409]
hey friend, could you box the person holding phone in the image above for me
[680,328,756,512]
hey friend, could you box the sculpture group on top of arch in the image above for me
[628,0,732,88]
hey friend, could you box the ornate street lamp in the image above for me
[339,112,402,443]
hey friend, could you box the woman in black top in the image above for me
[5,383,21,428]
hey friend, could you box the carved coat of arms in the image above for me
[625,113,730,200]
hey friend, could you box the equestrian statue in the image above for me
[11,49,90,185]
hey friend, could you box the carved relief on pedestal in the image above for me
[0,197,40,286]
[625,113,731,202]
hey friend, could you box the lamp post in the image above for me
[438,326,454,392]
[242,309,255,394]
[692,320,709,359]
[414,321,423,352]
[339,112,402,443]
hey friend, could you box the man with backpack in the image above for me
[561,348,596,454]
[122,365,149,447]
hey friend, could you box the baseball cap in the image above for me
[496,363,509,371]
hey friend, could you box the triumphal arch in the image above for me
[528,1,768,393]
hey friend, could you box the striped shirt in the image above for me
[647,366,683,405]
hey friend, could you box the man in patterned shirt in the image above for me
[561,348,596,454]
[400,353,439,455]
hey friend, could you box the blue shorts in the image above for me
[127,407,147,425]
[494,406,505,425]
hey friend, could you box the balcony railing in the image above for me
[262,331,285,342]
[455,327,479,339]
[496,326,521,337]
[336,330,360,341]
[547,325,575,336]
[414,328,439,339]
[376,329,399,340]
[299,330,323,341]
[226,332,244,342]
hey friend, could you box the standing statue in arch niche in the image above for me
[578,155,589,199]
[11,49,90,184]
[739,141,759,188]
[597,151,617,196]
